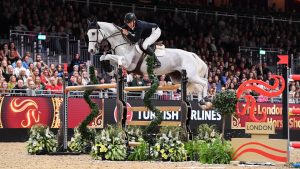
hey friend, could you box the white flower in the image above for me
[33,141,37,147]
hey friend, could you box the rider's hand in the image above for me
[122,29,129,35]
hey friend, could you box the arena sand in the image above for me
[0,142,299,169]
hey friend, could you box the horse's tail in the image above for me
[192,53,208,78]
[192,53,209,98]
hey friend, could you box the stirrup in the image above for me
[154,62,161,68]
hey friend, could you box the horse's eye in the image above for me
[92,32,95,36]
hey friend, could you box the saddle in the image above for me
[128,41,165,75]
[136,41,165,57]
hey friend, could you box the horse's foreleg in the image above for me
[103,54,128,67]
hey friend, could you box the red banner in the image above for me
[232,103,300,130]
[67,98,104,128]
[0,97,104,128]
[0,97,54,128]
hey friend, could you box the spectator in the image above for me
[40,68,50,86]
[131,74,144,86]
[81,71,90,85]
[68,75,77,86]
[26,80,37,96]
[7,75,17,89]
[7,42,20,65]
[49,63,56,76]
[70,53,84,72]
[13,79,27,94]
[33,54,45,68]
[2,44,9,59]
[34,76,45,93]
[18,68,28,85]
[77,76,83,85]
[56,77,63,92]
[24,51,34,64]
[159,75,167,86]
[45,77,60,94]
[13,60,25,78]
[0,81,9,95]
[32,67,40,81]
[294,91,300,104]
[52,70,59,84]
[56,64,64,77]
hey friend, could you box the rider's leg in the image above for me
[142,27,161,68]
[145,46,161,68]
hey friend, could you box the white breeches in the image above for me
[142,27,161,50]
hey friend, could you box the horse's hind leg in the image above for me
[187,76,208,102]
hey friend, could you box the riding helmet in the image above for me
[124,13,137,23]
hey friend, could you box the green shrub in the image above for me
[91,125,127,160]
[198,138,233,164]
[185,140,205,161]
[26,125,57,154]
[128,142,149,161]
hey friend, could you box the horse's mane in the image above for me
[97,21,132,46]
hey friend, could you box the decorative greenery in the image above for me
[143,55,162,138]
[159,126,186,141]
[127,126,144,142]
[68,127,95,153]
[152,130,187,161]
[91,125,127,160]
[185,140,205,161]
[198,138,233,164]
[78,66,99,140]
[128,142,149,161]
[195,124,221,142]
[26,125,57,154]
[212,90,238,138]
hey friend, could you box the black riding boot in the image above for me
[145,47,161,68]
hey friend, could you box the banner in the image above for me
[2,96,299,131]
[232,102,300,130]
[0,97,56,128]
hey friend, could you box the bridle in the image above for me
[88,23,129,54]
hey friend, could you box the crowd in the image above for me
[0,0,299,102]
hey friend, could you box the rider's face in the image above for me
[127,21,135,30]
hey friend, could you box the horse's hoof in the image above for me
[205,102,213,109]
[198,99,206,105]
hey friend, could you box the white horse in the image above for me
[87,21,209,103]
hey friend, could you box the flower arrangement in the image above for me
[26,125,57,154]
[91,125,127,160]
[68,127,95,153]
[195,124,221,143]
[127,126,144,142]
[152,131,187,162]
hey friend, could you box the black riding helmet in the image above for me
[124,13,137,23]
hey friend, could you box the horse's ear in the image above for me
[87,19,91,28]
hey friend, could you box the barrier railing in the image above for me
[1,88,300,103]
[9,30,80,65]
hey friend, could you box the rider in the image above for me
[121,12,161,68]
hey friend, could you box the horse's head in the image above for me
[87,20,105,54]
